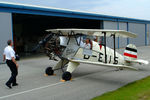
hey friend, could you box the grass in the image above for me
[92,76,150,100]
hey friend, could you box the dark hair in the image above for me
[7,40,12,45]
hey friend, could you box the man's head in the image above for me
[85,38,90,44]
[7,40,13,46]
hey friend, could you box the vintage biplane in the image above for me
[35,29,149,81]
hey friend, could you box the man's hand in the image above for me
[3,54,6,62]
[16,64,19,69]
[12,57,19,69]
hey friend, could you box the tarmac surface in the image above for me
[0,46,150,100]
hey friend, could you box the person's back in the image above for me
[4,46,15,60]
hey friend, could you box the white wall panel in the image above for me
[0,12,12,63]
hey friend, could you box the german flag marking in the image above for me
[124,53,137,58]
[99,45,102,50]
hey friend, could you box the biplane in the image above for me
[35,29,149,81]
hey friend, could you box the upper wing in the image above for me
[46,29,137,38]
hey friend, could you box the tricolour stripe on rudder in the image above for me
[124,50,137,55]
[124,53,137,58]
[126,47,137,52]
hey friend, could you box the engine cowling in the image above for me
[44,36,68,59]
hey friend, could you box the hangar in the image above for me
[0,2,150,62]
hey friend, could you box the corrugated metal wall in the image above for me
[148,24,150,45]
[128,23,145,46]
[103,21,146,48]
[119,22,127,48]
[103,21,118,48]
[0,12,12,63]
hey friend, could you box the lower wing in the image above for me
[70,59,138,70]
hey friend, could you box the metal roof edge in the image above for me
[0,2,150,24]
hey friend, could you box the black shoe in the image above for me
[12,83,18,86]
[5,83,12,89]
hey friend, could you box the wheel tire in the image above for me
[45,67,54,75]
[62,72,72,81]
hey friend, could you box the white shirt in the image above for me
[83,43,92,56]
[84,43,91,49]
[3,46,16,60]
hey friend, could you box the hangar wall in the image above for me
[148,24,150,45]
[103,21,147,48]
[128,23,145,46]
[103,21,118,48]
[0,12,12,63]
[118,22,127,48]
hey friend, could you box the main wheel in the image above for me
[62,72,72,81]
[45,67,54,75]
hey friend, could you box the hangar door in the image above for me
[12,13,102,56]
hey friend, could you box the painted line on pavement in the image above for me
[0,68,110,99]
[0,82,63,99]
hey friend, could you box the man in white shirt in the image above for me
[83,38,92,59]
[3,40,19,89]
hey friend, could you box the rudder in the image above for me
[124,44,137,61]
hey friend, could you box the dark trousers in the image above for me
[6,60,18,85]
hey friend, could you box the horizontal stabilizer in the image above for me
[130,59,149,65]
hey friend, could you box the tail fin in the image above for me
[124,44,137,61]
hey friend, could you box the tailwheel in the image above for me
[119,67,124,70]
[62,72,72,81]
[45,67,54,75]
[115,67,124,71]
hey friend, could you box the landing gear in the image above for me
[45,67,54,75]
[62,72,72,81]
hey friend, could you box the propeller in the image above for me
[31,33,54,53]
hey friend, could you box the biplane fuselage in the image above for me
[61,36,124,66]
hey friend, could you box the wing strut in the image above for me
[113,34,118,64]
[103,32,107,63]
[113,34,116,63]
